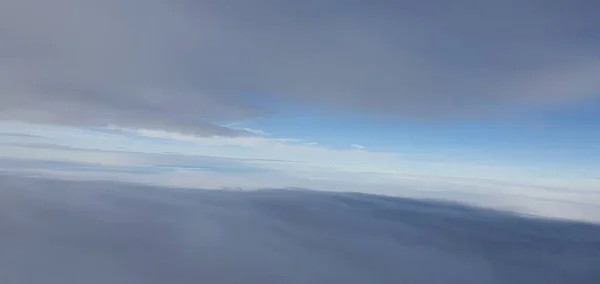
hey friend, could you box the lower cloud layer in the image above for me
[1,175,599,284]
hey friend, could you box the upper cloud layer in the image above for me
[1,0,599,134]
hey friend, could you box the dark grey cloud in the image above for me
[1,0,599,134]
[1,175,599,283]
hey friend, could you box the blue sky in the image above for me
[0,0,599,221]
[241,101,600,176]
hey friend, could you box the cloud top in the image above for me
[2,175,600,283]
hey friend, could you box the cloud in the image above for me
[1,175,599,283]
[351,144,365,150]
[1,0,599,134]
[1,121,598,197]
[2,134,600,223]
[0,132,44,138]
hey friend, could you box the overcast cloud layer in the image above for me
[1,0,599,135]
[1,176,599,283]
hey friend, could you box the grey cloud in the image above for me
[1,0,599,133]
[0,157,165,174]
[1,175,600,283]
[0,141,297,165]
[3,142,74,150]
[0,144,292,175]
[0,133,45,139]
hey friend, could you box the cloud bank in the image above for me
[1,0,599,134]
[1,176,599,283]
[0,123,598,223]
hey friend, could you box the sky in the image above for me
[0,0,599,221]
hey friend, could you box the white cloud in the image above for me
[1,121,599,222]
[351,144,365,150]
[240,128,268,136]
[1,121,596,189]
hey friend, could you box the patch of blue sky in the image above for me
[241,101,600,176]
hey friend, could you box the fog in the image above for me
[1,175,599,283]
